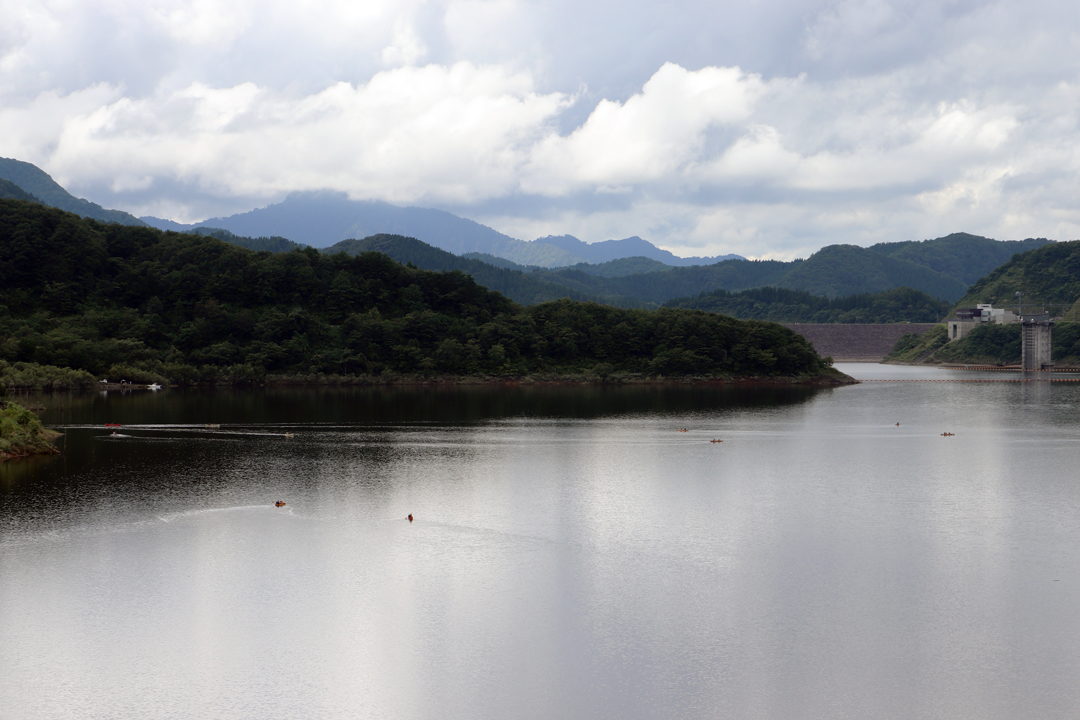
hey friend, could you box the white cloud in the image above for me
[523,64,766,192]
[381,21,428,67]
[150,0,255,45]
[3,0,1080,255]
[27,63,568,207]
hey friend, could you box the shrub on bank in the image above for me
[0,400,60,458]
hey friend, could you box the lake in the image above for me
[3,364,1080,719]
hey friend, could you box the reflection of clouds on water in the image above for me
[9,376,1080,718]
[157,504,291,524]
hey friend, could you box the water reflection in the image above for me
[13,383,825,424]
[5,370,1080,719]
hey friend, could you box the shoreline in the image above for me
[17,370,858,392]
[882,360,1080,371]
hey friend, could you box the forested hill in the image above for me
[329,234,795,306]
[954,240,1080,318]
[324,234,971,306]
[665,286,951,324]
[322,233,1045,308]
[324,235,608,306]
[776,244,967,300]
[0,199,837,385]
[0,157,146,226]
[870,233,1050,286]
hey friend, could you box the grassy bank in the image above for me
[0,399,61,459]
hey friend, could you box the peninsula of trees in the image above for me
[0,200,846,388]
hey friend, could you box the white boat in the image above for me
[148,383,162,390]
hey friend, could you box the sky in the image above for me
[2,0,1080,259]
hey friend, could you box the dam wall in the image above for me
[781,323,939,362]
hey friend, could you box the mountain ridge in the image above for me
[0,157,146,226]
[536,234,743,266]
[141,190,743,268]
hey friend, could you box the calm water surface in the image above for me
[3,365,1080,719]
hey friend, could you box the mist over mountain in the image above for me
[0,157,146,226]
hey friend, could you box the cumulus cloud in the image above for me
[523,64,766,191]
[30,63,568,207]
[3,0,1080,256]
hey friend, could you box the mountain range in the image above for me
[141,191,744,268]
[322,232,1049,306]
[0,160,743,269]
[0,157,1055,309]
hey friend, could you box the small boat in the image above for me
[148,383,161,391]
[275,501,286,507]
[105,423,122,428]
[283,433,295,438]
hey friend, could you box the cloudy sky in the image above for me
[2,0,1080,258]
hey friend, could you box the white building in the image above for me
[947,303,1017,342]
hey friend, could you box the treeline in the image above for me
[0,200,835,385]
[664,286,951,323]
[193,227,302,253]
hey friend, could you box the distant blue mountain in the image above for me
[143,191,586,266]
[537,234,743,266]
[142,191,741,268]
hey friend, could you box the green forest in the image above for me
[0,200,841,388]
[663,286,951,323]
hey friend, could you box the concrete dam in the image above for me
[781,323,939,362]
